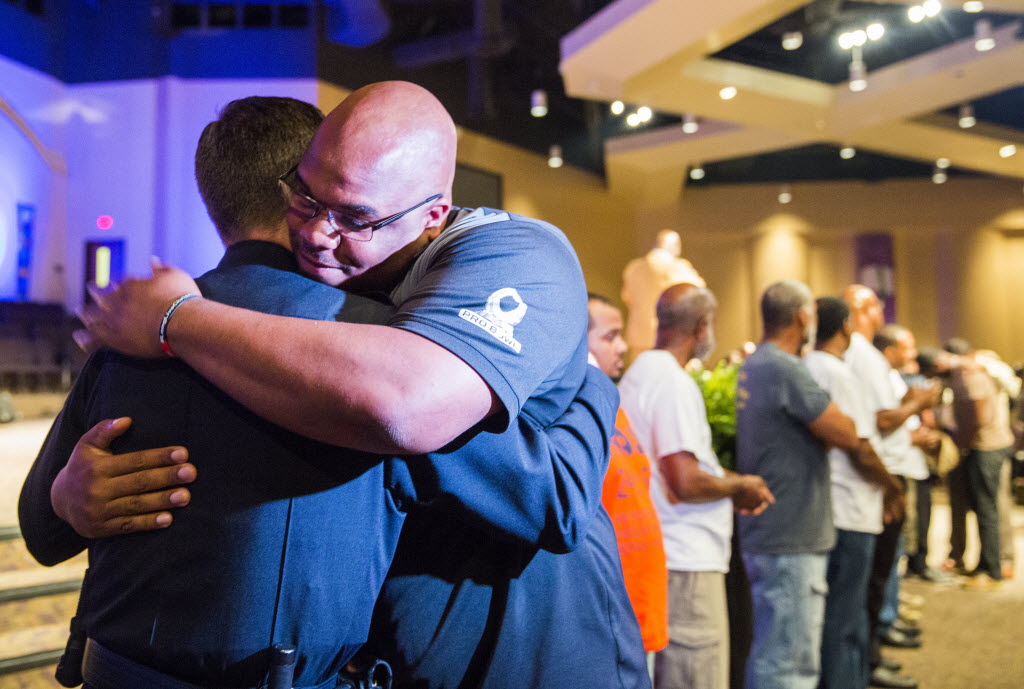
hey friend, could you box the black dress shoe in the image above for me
[879,657,903,673]
[891,619,922,637]
[870,666,919,689]
[879,628,922,649]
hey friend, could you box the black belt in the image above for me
[81,639,341,689]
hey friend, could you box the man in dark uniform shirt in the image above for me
[20,96,621,688]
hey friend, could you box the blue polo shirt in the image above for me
[374,208,649,689]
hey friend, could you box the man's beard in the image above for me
[694,331,715,361]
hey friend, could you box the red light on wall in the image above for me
[96,215,114,230]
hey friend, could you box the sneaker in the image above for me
[870,666,919,689]
[898,605,922,623]
[913,565,955,583]
[879,628,922,649]
[898,591,925,608]
[961,572,1002,592]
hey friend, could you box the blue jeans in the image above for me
[820,530,875,689]
[878,533,903,632]
[742,552,829,689]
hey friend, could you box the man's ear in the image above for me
[423,199,451,240]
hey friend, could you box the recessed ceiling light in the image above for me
[840,147,856,160]
[547,144,563,168]
[626,113,640,127]
[682,113,699,134]
[610,100,624,115]
[782,31,803,51]
[999,144,1017,158]
[849,60,867,92]
[932,171,948,184]
[958,103,976,128]
[530,89,548,117]
[719,86,737,100]
[975,19,995,51]
[851,29,868,46]
[689,165,705,180]
[867,23,885,41]
[908,5,926,22]
[963,1,985,12]
[936,157,951,169]
[637,106,652,122]
[923,0,942,17]
[778,187,793,204]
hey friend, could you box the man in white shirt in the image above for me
[842,286,937,689]
[804,297,904,689]
[619,284,773,689]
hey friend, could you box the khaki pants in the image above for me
[654,570,728,689]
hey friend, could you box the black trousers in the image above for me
[867,478,906,667]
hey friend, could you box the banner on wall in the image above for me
[855,233,895,323]
[16,203,34,302]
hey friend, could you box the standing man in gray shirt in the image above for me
[736,280,858,689]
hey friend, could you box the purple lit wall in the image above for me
[1,52,318,309]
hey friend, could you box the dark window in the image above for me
[243,4,273,28]
[171,4,202,28]
[278,4,309,28]
[208,3,237,28]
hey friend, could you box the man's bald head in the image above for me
[289,81,458,291]
[312,81,457,202]
[843,284,884,338]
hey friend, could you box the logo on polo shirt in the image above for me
[459,287,527,353]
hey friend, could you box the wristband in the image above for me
[159,293,200,357]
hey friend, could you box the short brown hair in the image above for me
[195,96,323,244]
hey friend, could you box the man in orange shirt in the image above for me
[588,294,669,669]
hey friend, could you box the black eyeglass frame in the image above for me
[278,165,443,242]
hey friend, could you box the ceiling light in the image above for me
[1000,144,1017,158]
[867,23,886,41]
[682,113,699,134]
[923,0,942,17]
[547,145,563,168]
[689,164,705,181]
[908,5,926,22]
[963,1,984,12]
[719,86,737,100]
[849,59,867,92]
[838,32,855,50]
[932,170,948,184]
[610,100,624,115]
[936,157,951,169]
[782,31,803,51]
[778,186,793,204]
[626,113,640,127]
[958,103,976,128]
[530,89,548,117]
[851,29,868,46]
[637,106,653,123]
[840,146,856,160]
[975,19,995,51]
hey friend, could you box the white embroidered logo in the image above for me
[459,287,528,353]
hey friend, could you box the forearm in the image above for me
[167,298,493,454]
[850,439,901,493]
[660,454,739,503]
[877,401,922,433]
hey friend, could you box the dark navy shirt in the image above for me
[20,241,403,687]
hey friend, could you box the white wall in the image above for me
[0,54,66,303]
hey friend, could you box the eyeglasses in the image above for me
[278,165,442,242]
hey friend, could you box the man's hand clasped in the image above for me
[51,417,197,538]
